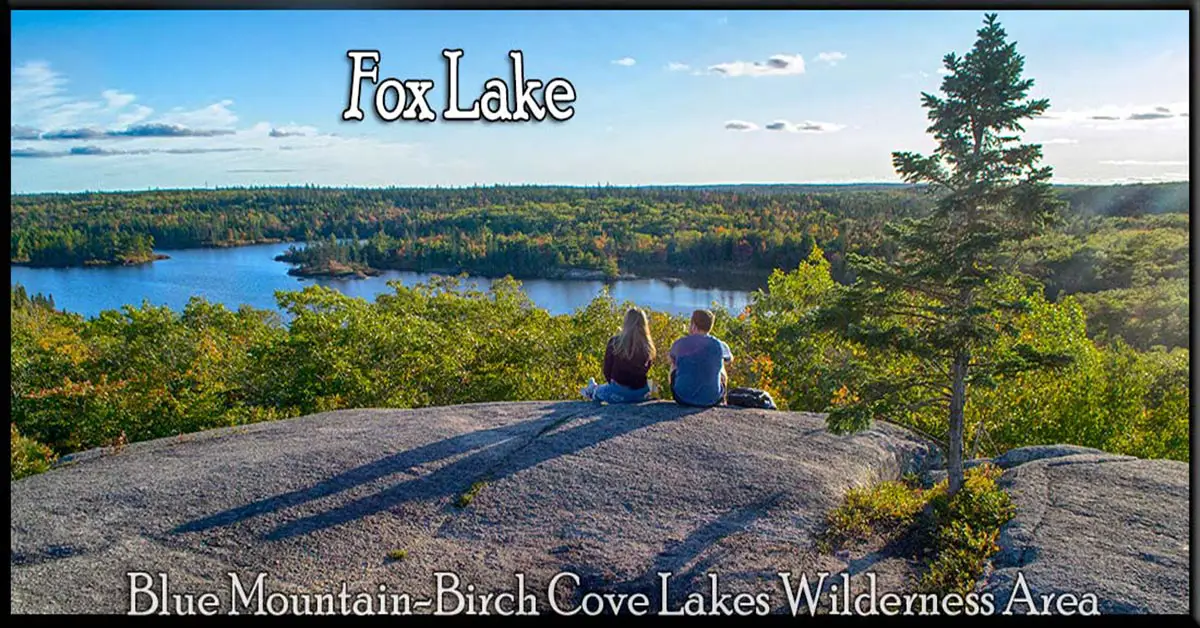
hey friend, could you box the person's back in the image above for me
[669,310,733,407]
[581,307,656,404]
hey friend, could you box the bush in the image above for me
[821,465,1015,596]
[9,269,1189,468]
[918,464,1015,595]
[819,475,941,553]
[11,424,57,481]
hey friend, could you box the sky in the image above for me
[9,10,1191,193]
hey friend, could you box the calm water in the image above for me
[10,242,754,319]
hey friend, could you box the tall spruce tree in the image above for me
[814,13,1071,494]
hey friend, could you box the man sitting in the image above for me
[668,309,733,407]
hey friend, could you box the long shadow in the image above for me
[558,492,786,611]
[764,525,927,615]
[262,402,707,540]
[174,402,592,535]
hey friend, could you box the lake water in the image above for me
[10,242,755,319]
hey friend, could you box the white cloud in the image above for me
[764,119,846,134]
[10,62,142,131]
[114,104,154,129]
[937,67,953,76]
[795,120,846,133]
[101,89,136,110]
[666,62,690,72]
[268,124,318,138]
[10,60,245,137]
[612,57,636,67]
[817,51,847,66]
[1038,138,1080,145]
[1098,160,1188,166]
[1030,102,1189,131]
[159,99,238,129]
[10,60,69,117]
[724,120,759,131]
[709,54,805,78]
[9,61,424,178]
[38,101,104,131]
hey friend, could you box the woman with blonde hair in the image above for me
[581,307,656,403]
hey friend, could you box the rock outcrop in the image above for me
[983,449,1189,615]
[11,401,935,614]
[10,402,1189,615]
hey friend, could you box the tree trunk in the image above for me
[947,351,970,495]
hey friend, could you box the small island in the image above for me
[12,251,169,268]
[274,239,644,283]
[285,259,381,279]
[85,252,171,267]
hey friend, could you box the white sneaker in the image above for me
[580,377,598,400]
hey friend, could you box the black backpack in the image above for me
[726,387,777,410]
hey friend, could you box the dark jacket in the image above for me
[602,336,652,390]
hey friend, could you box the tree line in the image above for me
[10,182,1189,350]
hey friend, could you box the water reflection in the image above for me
[11,242,755,319]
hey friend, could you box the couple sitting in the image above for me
[581,308,733,407]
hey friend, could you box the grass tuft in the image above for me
[456,479,488,508]
[820,464,1015,596]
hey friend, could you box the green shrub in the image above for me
[918,464,1015,595]
[821,464,1015,596]
[456,480,488,508]
[11,424,57,480]
[9,270,1189,467]
[819,478,941,553]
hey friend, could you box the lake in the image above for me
[10,242,755,319]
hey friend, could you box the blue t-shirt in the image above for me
[669,334,733,406]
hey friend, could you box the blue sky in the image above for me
[10,10,1190,193]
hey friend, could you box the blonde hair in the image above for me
[614,308,656,362]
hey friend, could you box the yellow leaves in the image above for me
[829,384,859,407]
[24,375,129,400]
[11,424,57,480]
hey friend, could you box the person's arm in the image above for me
[667,343,677,388]
[722,341,733,364]
[602,339,615,383]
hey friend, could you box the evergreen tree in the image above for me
[814,13,1071,494]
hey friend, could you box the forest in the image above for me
[11,251,1188,480]
[9,182,1190,351]
[7,186,1190,481]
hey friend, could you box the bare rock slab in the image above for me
[984,451,1190,614]
[11,401,935,614]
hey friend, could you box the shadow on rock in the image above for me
[176,401,706,541]
[555,492,787,612]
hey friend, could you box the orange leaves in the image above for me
[23,375,129,400]
[829,384,860,408]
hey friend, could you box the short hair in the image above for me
[690,309,715,333]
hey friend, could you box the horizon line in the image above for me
[10,179,1191,197]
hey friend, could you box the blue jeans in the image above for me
[592,382,651,404]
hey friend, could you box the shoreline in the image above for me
[11,253,170,269]
[13,239,770,293]
[280,261,767,292]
